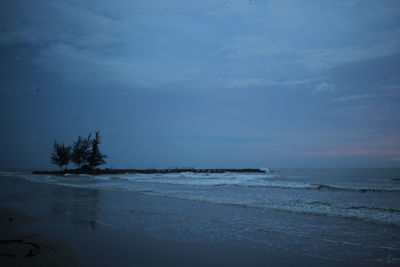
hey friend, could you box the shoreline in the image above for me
[0,206,339,267]
[0,174,347,267]
[32,168,268,175]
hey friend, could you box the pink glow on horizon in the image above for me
[301,149,400,156]
[392,158,400,162]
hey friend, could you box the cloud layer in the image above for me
[1,0,400,168]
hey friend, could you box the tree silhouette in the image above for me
[88,131,107,168]
[71,134,91,169]
[51,141,71,170]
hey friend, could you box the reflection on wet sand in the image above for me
[51,186,99,230]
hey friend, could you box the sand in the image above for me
[0,208,77,267]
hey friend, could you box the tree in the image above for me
[51,141,71,170]
[88,131,107,168]
[71,134,91,169]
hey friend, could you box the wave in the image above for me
[213,201,400,227]
[348,206,400,214]
[231,182,400,193]
[12,170,400,194]
[99,173,400,193]
[108,187,400,227]
[19,171,400,194]
[0,171,21,175]
[14,172,400,227]
[110,176,129,181]
[316,238,400,252]
[299,200,400,214]
[313,184,400,193]
[232,182,313,190]
[256,230,400,252]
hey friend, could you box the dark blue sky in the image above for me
[1,0,400,169]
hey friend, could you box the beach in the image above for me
[0,207,77,266]
[1,169,399,266]
[2,1,400,266]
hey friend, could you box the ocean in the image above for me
[1,168,400,265]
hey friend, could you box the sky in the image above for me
[0,0,400,169]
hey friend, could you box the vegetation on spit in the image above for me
[33,168,267,175]
[50,131,107,171]
[44,131,267,174]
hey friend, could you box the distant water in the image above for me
[2,168,400,265]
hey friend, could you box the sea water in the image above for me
[2,168,400,265]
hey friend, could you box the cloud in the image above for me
[335,94,376,102]
[300,128,400,159]
[1,0,400,93]
[302,41,400,72]
[333,85,400,102]
[334,92,400,102]
[0,0,211,90]
[206,0,256,18]
[223,77,323,89]
[34,43,132,85]
[313,82,335,93]
[302,149,400,156]
[216,35,400,73]
[168,132,270,143]
[0,0,116,47]
[384,85,400,92]
[34,42,201,89]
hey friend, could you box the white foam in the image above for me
[6,171,400,226]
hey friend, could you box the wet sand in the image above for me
[0,208,77,267]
